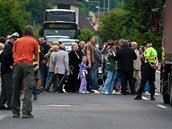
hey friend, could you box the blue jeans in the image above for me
[91,67,99,90]
[144,81,150,92]
[32,86,38,95]
[103,69,117,93]
[115,72,121,87]
[46,68,51,85]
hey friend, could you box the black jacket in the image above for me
[113,45,137,72]
[0,42,13,74]
[40,43,50,62]
[69,50,82,76]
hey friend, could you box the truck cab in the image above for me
[160,0,172,106]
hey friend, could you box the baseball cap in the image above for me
[9,32,19,39]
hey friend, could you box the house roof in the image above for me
[79,12,96,33]
[54,0,79,5]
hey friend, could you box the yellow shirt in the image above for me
[144,47,158,63]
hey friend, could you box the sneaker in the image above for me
[134,96,142,100]
[33,94,38,100]
[104,91,110,95]
[79,91,86,94]
[85,91,89,94]
[0,105,7,110]
[22,113,34,118]
[13,113,20,118]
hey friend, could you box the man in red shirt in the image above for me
[11,25,38,118]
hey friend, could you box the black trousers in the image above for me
[0,72,13,108]
[121,71,135,94]
[40,63,48,89]
[138,63,156,96]
[45,72,58,91]
[86,68,92,91]
[55,74,65,92]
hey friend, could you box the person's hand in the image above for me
[35,65,39,70]
[88,63,91,68]
[150,64,157,70]
[9,66,13,70]
[108,52,113,57]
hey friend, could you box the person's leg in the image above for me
[45,72,54,91]
[86,68,92,92]
[134,71,141,92]
[22,63,35,116]
[57,74,65,92]
[79,77,87,93]
[11,63,22,116]
[120,72,127,95]
[90,67,99,90]
[144,81,150,93]
[128,71,136,94]
[52,73,58,91]
[109,70,117,94]
[46,67,51,85]
[4,72,13,109]
[103,70,113,94]
[40,63,48,89]
[148,66,156,100]
[0,74,8,109]
[135,64,149,99]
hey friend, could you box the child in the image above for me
[79,56,88,94]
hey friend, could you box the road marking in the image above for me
[157,104,167,109]
[46,104,71,107]
[0,115,8,121]
[142,96,149,100]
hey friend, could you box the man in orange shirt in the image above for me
[11,25,38,118]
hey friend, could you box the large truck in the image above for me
[159,0,172,106]
[40,9,79,39]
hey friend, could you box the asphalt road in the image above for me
[0,72,172,129]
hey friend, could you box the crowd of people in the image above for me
[0,25,158,118]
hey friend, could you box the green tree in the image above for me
[78,28,94,42]
[0,0,30,36]
[98,0,165,57]
[26,0,53,25]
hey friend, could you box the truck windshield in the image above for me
[45,11,75,22]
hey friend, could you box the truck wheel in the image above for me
[163,86,170,104]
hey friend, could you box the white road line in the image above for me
[0,115,8,121]
[157,104,167,109]
[142,96,149,100]
[46,105,71,107]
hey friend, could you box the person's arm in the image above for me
[64,52,69,72]
[101,44,108,53]
[110,50,119,61]
[133,50,137,60]
[33,42,39,62]
[86,46,92,68]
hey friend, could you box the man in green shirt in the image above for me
[135,40,158,100]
